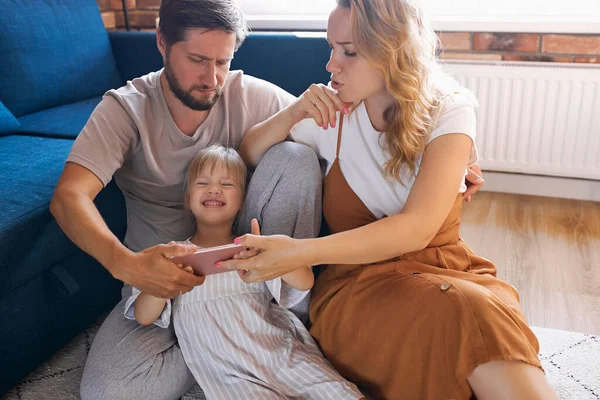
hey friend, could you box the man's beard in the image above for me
[164,59,223,111]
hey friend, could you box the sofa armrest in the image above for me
[108,31,163,84]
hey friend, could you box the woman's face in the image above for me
[326,6,387,104]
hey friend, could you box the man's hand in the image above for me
[112,242,205,299]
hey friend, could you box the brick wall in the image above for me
[98,0,160,31]
[98,0,600,64]
[438,32,600,64]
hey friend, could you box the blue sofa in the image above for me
[0,0,331,394]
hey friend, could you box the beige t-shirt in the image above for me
[67,69,295,251]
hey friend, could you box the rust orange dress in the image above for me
[309,116,542,400]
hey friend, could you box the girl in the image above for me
[224,1,561,399]
[124,145,363,399]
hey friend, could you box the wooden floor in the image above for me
[460,192,600,335]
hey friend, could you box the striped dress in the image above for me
[124,241,362,400]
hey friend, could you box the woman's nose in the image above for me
[326,53,342,74]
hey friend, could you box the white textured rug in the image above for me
[2,319,598,400]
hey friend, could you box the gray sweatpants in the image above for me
[80,142,323,400]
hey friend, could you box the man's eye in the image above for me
[196,182,208,185]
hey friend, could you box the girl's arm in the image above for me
[133,264,193,325]
[281,267,314,291]
[134,293,168,326]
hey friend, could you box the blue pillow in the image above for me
[0,0,122,117]
[0,101,21,136]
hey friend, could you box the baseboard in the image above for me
[480,171,600,202]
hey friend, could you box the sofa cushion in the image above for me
[0,0,121,117]
[0,249,122,394]
[231,33,331,97]
[0,101,21,137]
[0,135,126,298]
[18,97,102,139]
[108,31,164,83]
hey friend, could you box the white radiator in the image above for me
[443,60,600,181]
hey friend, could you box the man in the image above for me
[51,1,322,398]
[51,0,485,398]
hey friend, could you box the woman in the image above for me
[223,0,559,399]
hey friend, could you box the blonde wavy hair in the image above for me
[337,0,442,184]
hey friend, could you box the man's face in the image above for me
[159,29,237,111]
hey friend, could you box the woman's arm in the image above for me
[134,293,168,326]
[303,133,473,265]
[240,83,352,168]
[221,133,473,282]
[281,267,314,291]
[239,106,299,168]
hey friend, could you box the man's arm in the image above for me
[50,163,129,275]
[50,163,205,298]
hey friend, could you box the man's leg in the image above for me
[235,142,322,324]
[80,292,196,400]
[236,141,322,239]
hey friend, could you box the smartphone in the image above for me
[170,243,246,276]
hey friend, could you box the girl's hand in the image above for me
[290,83,353,130]
[233,219,262,260]
[175,263,194,274]
[218,233,310,283]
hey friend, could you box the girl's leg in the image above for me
[468,360,559,400]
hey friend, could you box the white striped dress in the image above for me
[124,242,363,400]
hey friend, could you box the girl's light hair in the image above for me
[184,145,248,209]
[337,0,445,184]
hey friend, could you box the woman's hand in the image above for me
[290,83,353,130]
[463,163,485,203]
[218,230,311,283]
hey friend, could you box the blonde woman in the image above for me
[223,0,559,399]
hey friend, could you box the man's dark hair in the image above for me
[159,0,249,50]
